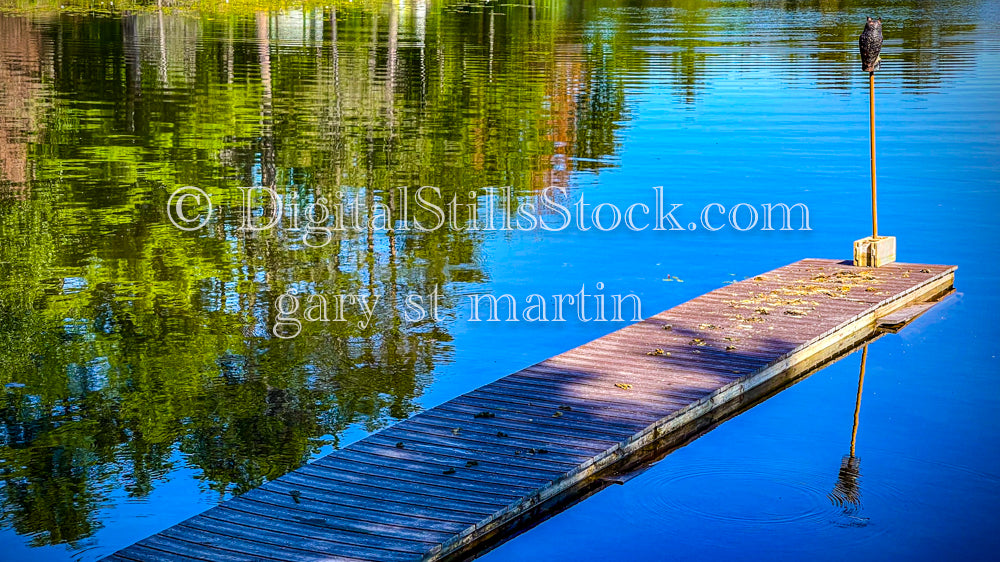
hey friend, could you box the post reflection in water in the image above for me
[828,344,869,526]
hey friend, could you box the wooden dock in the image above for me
[104,259,956,562]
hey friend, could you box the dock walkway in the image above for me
[105,259,956,562]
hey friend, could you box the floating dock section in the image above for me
[105,259,956,562]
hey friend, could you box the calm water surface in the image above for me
[1,1,998,560]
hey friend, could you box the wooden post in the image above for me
[854,72,894,267]
[869,72,877,239]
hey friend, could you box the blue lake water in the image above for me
[0,1,998,560]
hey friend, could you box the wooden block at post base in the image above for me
[853,235,896,267]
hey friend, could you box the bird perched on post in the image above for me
[859,17,883,72]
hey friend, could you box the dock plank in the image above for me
[104,259,956,562]
[236,492,471,534]
[250,479,487,523]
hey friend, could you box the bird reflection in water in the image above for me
[828,345,871,527]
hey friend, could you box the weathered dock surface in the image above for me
[105,259,956,562]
